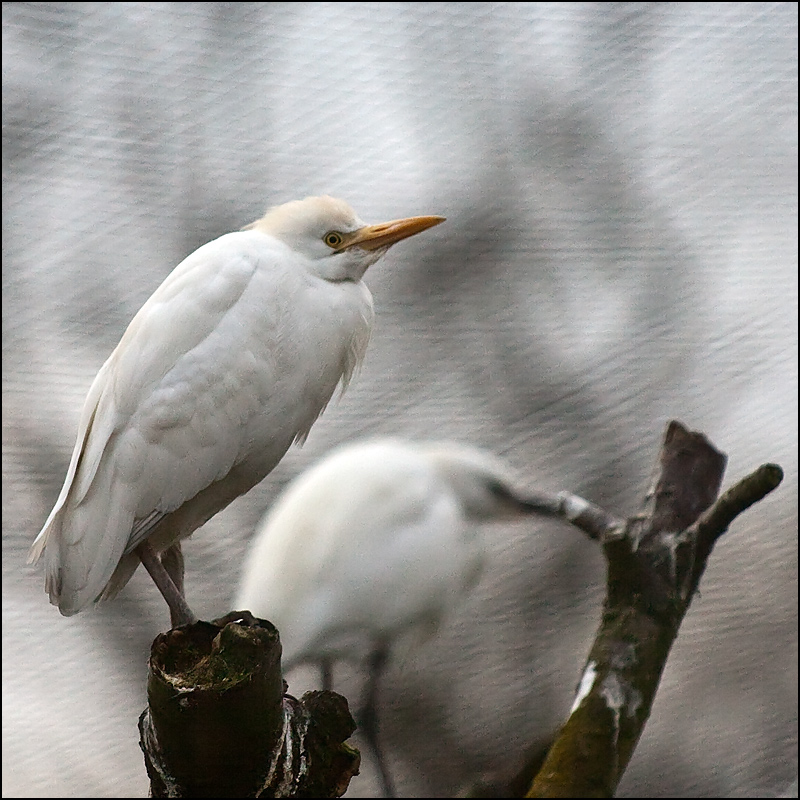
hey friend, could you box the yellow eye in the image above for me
[324,231,344,249]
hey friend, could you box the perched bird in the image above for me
[234,437,553,797]
[29,197,444,627]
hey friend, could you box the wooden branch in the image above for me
[520,420,783,798]
[138,611,360,797]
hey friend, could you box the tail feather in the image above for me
[98,551,141,603]
[29,359,126,612]
[27,526,49,565]
[35,463,137,616]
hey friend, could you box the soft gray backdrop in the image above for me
[3,3,797,797]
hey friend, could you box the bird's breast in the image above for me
[240,270,374,458]
[104,237,374,518]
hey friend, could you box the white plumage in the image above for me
[234,437,546,797]
[29,196,444,622]
[235,437,543,671]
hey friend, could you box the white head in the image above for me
[247,195,444,282]
[419,441,536,521]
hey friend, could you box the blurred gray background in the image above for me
[3,3,797,797]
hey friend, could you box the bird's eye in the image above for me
[324,231,344,249]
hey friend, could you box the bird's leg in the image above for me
[320,656,334,692]
[159,542,185,596]
[135,540,198,628]
[159,543,190,628]
[358,641,397,798]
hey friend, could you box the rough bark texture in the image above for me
[139,611,360,797]
[522,421,783,798]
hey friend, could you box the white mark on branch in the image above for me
[662,531,680,587]
[628,687,642,719]
[602,671,642,725]
[570,660,598,714]
[260,698,304,795]
[628,513,648,552]
[601,672,625,750]
[558,491,591,522]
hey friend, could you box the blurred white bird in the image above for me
[234,437,553,797]
[29,197,444,627]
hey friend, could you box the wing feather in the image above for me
[29,233,268,611]
[31,229,374,615]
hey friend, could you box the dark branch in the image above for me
[694,462,784,546]
[479,420,783,799]
[139,612,360,797]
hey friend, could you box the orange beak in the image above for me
[342,215,445,251]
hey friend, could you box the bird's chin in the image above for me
[351,245,390,273]
[354,243,390,258]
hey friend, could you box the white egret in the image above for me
[234,437,553,797]
[29,197,444,627]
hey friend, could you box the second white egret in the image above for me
[234,437,553,797]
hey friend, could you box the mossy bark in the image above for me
[139,611,360,797]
